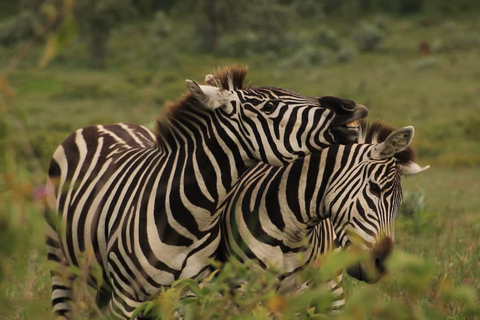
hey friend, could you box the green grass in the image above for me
[1,13,479,319]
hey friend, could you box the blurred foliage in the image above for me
[1,0,480,319]
[353,24,384,51]
[73,0,137,69]
[124,250,480,320]
[193,0,292,55]
[399,190,426,218]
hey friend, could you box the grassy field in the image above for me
[1,13,479,319]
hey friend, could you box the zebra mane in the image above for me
[154,65,248,148]
[205,65,248,90]
[358,120,416,164]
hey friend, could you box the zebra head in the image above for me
[186,66,368,165]
[324,123,429,283]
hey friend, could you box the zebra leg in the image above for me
[329,271,345,312]
[46,227,75,318]
[107,285,145,320]
[96,290,111,312]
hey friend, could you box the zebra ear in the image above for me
[204,74,216,85]
[398,162,430,176]
[371,126,414,160]
[186,80,234,111]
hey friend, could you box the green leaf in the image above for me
[172,278,203,297]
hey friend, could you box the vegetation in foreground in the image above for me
[1,2,480,319]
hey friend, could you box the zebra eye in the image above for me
[262,101,279,115]
[369,181,382,197]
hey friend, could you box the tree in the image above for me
[73,0,137,69]
[194,0,293,54]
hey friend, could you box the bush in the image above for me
[128,250,480,320]
[0,11,38,46]
[432,33,480,53]
[282,46,334,68]
[337,46,356,63]
[399,190,426,218]
[415,57,439,70]
[353,24,384,51]
[313,27,340,50]
[152,11,171,38]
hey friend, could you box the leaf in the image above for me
[179,297,199,306]
[143,301,158,315]
[203,269,219,283]
[38,36,58,70]
[0,76,15,106]
[55,13,78,49]
[172,278,203,297]
[38,12,78,69]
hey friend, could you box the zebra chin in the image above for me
[346,262,384,284]
[346,236,393,284]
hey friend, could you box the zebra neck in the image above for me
[278,148,337,229]
[157,108,252,206]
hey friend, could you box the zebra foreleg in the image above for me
[49,266,75,319]
[46,221,75,317]
[328,272,345,312]
[96,290,111,312]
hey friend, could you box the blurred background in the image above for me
[0,0,479,318]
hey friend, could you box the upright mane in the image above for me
[358,120,416,164]
[154,65,248,148]
[205,65,248,90]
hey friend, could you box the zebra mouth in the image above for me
[345,120,360,132]
[346,262,382,284]
[331,105,368,143]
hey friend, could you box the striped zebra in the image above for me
[44,65,368,319]
[217,121,429,310]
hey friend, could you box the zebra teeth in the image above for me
[345,120,360,129]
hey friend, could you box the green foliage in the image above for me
[1,7,480,319]
[313,27,340,50]
[73,0,137,69]
[337,46,356,63]
[282,46,335,68]
[353,24,384,51]
[193,0,293,55]
[0,11,39,46]
[152,11,171,38]
[432,33,480,53]
[124,250,480,320]
[399,190,426,218]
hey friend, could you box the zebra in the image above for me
[44,65,368,319]
[217,121,429,311]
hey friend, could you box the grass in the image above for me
[1,12,479,319]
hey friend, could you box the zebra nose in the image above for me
[373,236,394,274]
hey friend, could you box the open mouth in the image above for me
[344,119,361,132]
[331,105,369,143]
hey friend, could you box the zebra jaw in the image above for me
[332,110,368,143]
[345,120,361,131]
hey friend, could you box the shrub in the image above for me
[432,33,480,53]
[282,46,334,68]
[313,27,340,50]
[353,24,384,51]
[0,11,39,46]
[415,57,439,70]
[337,46,356,63]
[399,190,426,218]
[128,250,480,320]
[152,11,171,38]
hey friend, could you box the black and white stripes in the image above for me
[217,121,429,306]
[45,66,368,319]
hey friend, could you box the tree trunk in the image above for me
[87,30,109,69]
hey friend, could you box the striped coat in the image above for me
[217,121,429,307]
[45,66,368,318]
